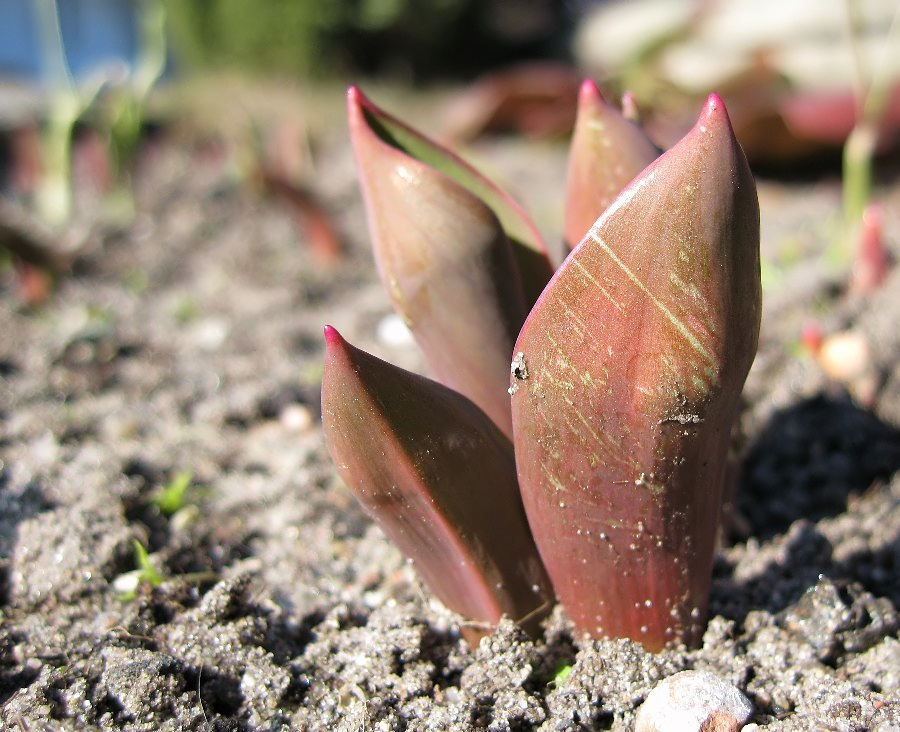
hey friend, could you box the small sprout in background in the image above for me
[550,662,573,687]
[257,171,344,265]
[106,0,168,179]
[0,0,167,305]
[114,539,164,600]
[150,469,194,516]
[31,0,167,226]
[133,539,163,585]
[848,203,890,295]
[172,296,200,324]
[150,469,207,531]
[323,85,760,650]
[33,0,96,226]
[114,538,218,600]
[840,0,900,265]
[238,114,344,265]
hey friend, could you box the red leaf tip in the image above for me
[346,85,376,121]
[323,324,343,347]
[578,78,603,106]
[705,92,725,113]
[698,92,732,132]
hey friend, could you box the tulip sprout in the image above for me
[322,83,760,651]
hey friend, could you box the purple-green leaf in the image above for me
[348,86,554,438]
[321,325,554,643]
[564,80,659,251]
[348,86,554,306]
[510,94,760,651]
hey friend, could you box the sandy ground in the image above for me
[1,89,899,730]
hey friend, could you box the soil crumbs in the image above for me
[1,111,900,731]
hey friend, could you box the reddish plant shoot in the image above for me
[321,325,554,643]
[324,87,761,650]
[511,95,760,650]
[564,80,659,251]
[849,203,889,295]
[347,86,553,438]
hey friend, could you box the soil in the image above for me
[1,85,899,731]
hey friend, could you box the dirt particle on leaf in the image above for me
[511,351,529,380]
[509,352,529,395]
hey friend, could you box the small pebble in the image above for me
[279,403,313,433]
[818,330,870,384]
[635,670,753,732]
[816,330,877,405]
[190,317,230,351]
[376,313,414,347]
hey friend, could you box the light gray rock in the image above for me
[635,670,753,732]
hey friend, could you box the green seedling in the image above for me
[551,663,573,686]
[323,84,760,651]
[115,540,164,600]
[830,0,898,294]
[32,0,167,226]
[33,0,108,225]
[841,0,900,249]
[150,471,210,530]
[150,470,196,516]
[172,298,200,325]
[115,538,218,600]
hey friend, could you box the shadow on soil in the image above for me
[711,394,900,625]
[737,393,900,538]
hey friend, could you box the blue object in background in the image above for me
[0,0,138,84]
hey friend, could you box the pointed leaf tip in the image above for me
[697,93,732,132]
[346,86,372,136]
[578,78,602,105]
[706,92,725,111]
[348,86,552,308]
[564,78,659,250]
[347,85,378,118]
[323,324,341,346]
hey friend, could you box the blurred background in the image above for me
[0,0,898,244]
[0,0,577,83]
[0,0,896,146]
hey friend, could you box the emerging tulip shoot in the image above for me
[512,94,760,649]
[322,83,761,651]
[321,325,554,644]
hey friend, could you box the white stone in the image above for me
[635,670,753,732]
